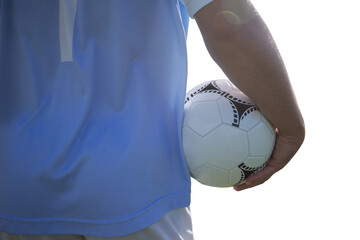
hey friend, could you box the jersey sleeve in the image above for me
[180,0,214,19]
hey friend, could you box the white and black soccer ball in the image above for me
[182,79,276,187]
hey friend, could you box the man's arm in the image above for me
[193,0,305,191]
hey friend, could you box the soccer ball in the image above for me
[182,79,276,187]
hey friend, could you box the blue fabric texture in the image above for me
[0,0,191,237]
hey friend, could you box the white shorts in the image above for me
[0,207,194,240]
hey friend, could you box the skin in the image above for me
[194,0,305,191]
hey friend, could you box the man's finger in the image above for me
[245,164,277,185]
[233,164,277,191]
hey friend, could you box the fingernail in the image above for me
[245,180,251,185]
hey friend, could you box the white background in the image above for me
[186,0,360,239]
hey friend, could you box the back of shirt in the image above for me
[0,0,192,237]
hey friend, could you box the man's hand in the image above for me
[234,130,304,191]
[194,0,305,191]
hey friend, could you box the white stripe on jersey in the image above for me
[59,0,77,62]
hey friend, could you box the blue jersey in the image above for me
[0,0,212,237]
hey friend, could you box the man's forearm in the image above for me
[195,6,304,143]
